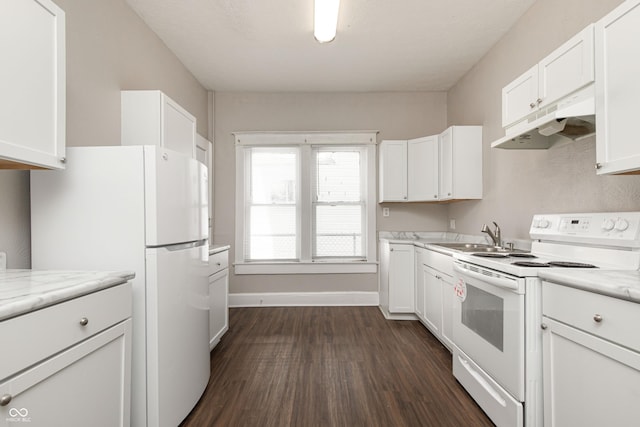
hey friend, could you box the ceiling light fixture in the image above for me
[314,0,340,43]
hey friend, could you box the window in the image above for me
[234,132,377,274]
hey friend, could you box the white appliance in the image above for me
[451,212,640,427]
[30,146,210,427]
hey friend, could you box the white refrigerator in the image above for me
[31,146,210,427]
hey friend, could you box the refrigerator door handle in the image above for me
[150,239,208,251]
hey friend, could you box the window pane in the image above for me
[248,205,296,260]
[316,151,361,202]
[314,205,363,257]
[251,150,297,204]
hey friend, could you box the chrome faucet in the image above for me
[481,221,502,247]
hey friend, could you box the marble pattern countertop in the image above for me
[0,270,135,322]
[209,244,231,256]
[378,231,532,254]
[539,269,640,304]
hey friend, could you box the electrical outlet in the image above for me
[382,207,390,217]
[450,219,456,230]
[0,252,6,270]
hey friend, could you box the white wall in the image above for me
[213,91,449,293]
[0,0,208,268]
[446,0,640,240]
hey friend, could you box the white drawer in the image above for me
[0,282,132,381]
[423,248,454,276]
[209,250,229,276]
[542,281,640,352]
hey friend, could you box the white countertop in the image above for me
[378,231,532,255]
[0,270,135,321]
[539,269,640,304]
[209,244,231,256]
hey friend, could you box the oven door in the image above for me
[453,260,525,400]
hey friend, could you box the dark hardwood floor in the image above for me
[180,306,494,427]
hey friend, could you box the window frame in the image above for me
[234,131,378,275]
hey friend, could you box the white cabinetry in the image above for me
[595,0,640,175]
[438,126,483,201]
[0,283,132,426]
[379,140,407,202]
[379,128,480,203]
[541,281,640,427]
[502,25,594,129]
[379,241,415,318]
[209,249,229,350]
[122,91,196,158]
[0,0,66,169]
[408,136,439,201]
[417,248,455,351]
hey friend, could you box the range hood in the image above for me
[491,85,596,149]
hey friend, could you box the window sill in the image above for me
[234,261,378,275]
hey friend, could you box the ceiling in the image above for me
[125,0,537,92]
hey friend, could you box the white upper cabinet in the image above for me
[408,136,439,201]
[379,127,481,203]
[438,126,483,201]
[0,0,66,169]
[595,0,640,175]
[379,140,408,202]
[122,91,196,158]
[502,25,594,129]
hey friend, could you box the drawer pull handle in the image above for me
[79,317,89,326]
[216,262,221,266]
[593,314,603,323]
[0,394,12,406]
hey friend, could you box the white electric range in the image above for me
[450,212,640,427]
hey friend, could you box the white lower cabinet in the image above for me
[542,281,640,427]
[0,283,132,427]
[416,248,455,351]
[209,249,229,350]
[379,241,415,318]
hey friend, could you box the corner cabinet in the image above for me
[209,249,229,350]
[0,283,132,426]
[438,126,483,201]
[378,127,481,203]
[0,0,66,170]
[379,241,415,319]
[121,91,197,159]
[595,0,640,175]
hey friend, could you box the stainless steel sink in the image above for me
[433,242,526,253]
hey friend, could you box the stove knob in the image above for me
[602,219,615,231]
[615,218,629,231]
[538,219,550,229]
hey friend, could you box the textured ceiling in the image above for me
[125,0,537,92]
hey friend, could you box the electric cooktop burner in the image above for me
[509,253,537,258]
[511,261,550,267]
[472,253,510,258]
[547,261,598,268]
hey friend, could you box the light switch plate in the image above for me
[382,207,390,217]
[450,219,456,230]
[0,252,6,270]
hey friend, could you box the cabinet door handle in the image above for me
[593,314,603,323]
[595,163,602,170]
[536,98,543,105]
[79,317,89,326]
[216,262,221,266]
[540,323,548,330]
[0,394,11,406]
[530,102,536,109]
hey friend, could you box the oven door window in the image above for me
[461,284,504,351]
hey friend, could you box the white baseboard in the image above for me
[229,291,379,307]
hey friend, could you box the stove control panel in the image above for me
[530,212,640,248]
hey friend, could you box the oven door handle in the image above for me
[453,263,519,291]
